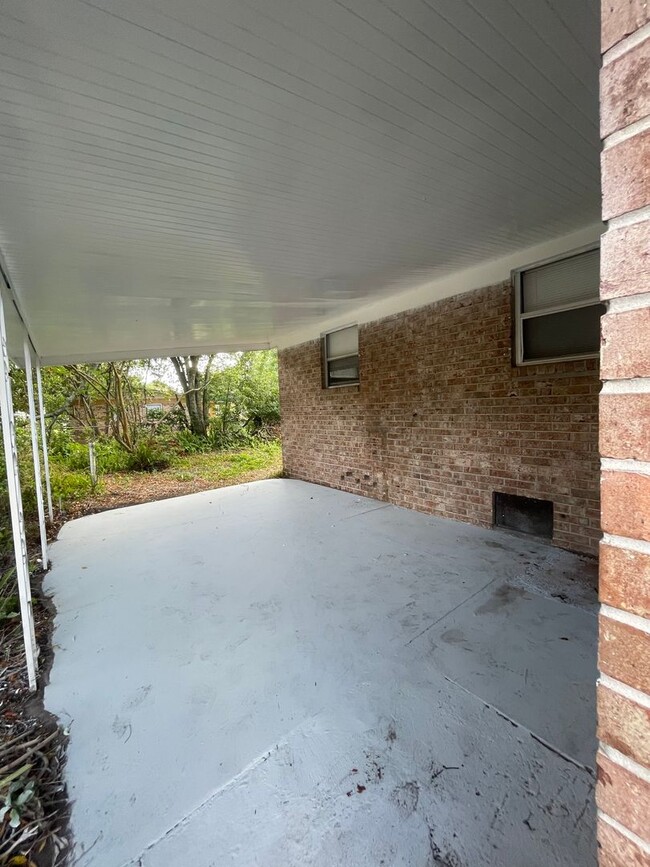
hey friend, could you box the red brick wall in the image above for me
[279,281,600,555]
[597,1,650,863]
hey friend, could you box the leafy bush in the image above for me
[144,404,186,431]
[124,440,170,472]
[50,468,94,504]
[47,426,77,460]
[209,350,280,444]
[175,430,212,454]
[50,433,131,474]
[7,423,39,519]
[56,441,92,472]
[93,439,131,473]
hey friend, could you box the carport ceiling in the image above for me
[0,0,601,363]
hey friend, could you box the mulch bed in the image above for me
[65,465,278,518]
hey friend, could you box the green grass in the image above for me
[165,440,283,483]
[170,440,282,481]
[39,440,283,513]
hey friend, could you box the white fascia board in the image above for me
[276,223,603,350]
[41,341,273,366]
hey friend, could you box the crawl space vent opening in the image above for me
[493,493,553,539]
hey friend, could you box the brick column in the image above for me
[597,2,650,864]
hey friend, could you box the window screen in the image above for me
[515,247,602,364]
[322,325,359,387]
[522,249,599,313]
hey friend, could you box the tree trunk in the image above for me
[171,356,212,437]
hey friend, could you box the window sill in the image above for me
[324,382,360,391]
[515,351,599,366]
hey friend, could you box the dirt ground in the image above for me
[67,465,282,517]
[67,445,283,518]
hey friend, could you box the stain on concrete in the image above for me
[111,716,132,743]
[125,685,152,710]
[391,781,419,816]
[441,628,466,645]
[475,585,525,615]
[427,827,463,866]
[484,539,509,551]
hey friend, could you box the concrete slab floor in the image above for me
[44,479,598,866]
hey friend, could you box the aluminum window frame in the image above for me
[321,323,360,388]
[512,243,601,366]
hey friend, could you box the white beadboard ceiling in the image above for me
[0,0,601,363]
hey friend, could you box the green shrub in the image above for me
[94,439,131,473]
[47,426,77,460]
[52,436,131,474]
[58,441,92,471]
[208,426,252,451]
[50,468,94,505]
[124,440,170,472]
[175,430,212,454]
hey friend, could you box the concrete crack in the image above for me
[404,574,501,646]
[339,504,392,521]
[441,675,595,775]
[119,737,291,867]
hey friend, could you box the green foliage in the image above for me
[54,441,93,472]
[144,404,186,432]
[51,427,170,474]
[13,423,96,507]
[175,430,213,454]
[171,440,283,481]
[5,422,39,519]
[12,365,72,418]
[0,776,35,829]
[214,440,283,477]
[47,426,76,460]
[209,350,280,445]
[0,591,19,622]
[0,566,18,623]
[50,467,94,504]
[124,439,171,472]
[76,439,131,474]
[95,440,132,473]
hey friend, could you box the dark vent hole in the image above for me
[493,493,553,539]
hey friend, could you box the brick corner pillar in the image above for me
[598,2,650,864]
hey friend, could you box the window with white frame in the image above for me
[513,247,603,365]
[322,324,359,387]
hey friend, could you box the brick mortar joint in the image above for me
[598,812,650,855]
[601,379,650,394]
[602,21,650,66]
[599,673,650,710]
[603,114,650,151]
[606,291,650,313]
[601,458,650,475]
[607,203,650,230]
[599,744,650,785]
[602,532,650,554]
[601,602,650,635]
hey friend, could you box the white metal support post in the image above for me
[35,363,53,521]
[24,339,48,570]
[0,297,37,690]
